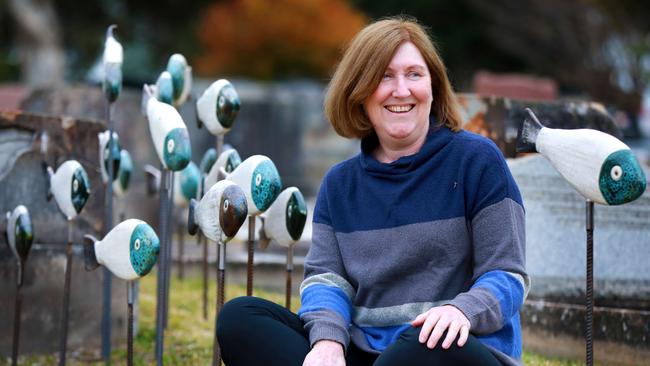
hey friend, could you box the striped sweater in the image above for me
[298,122,530,366]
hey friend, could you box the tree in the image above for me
[196,0,367,79]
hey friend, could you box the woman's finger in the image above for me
[457,324,469,347]
[410,311,428,326]
[441,320,462,349]
[418,310,440,343]
[426,315,451,349]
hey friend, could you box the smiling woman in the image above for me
[217,16,529,366]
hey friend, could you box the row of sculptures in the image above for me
[4,25,307,366]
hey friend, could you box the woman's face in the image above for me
[364,41,432,146]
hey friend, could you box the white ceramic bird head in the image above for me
[204,148,242,192]
[188,179,248,242]
[84,219,160,280]
[98,130,121,183]
[196,79,241,136]
[173,161,201,206]
[5,205,34,263]
[143,84,192,171]
[259,187,307,249]
[46,160,91,220]
[113,149,133,197]
[226,155,282,216]
[103,24,123,103]
[518,108,647,205]
[166,53,192,107]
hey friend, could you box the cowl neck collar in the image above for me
[359,116,455,176]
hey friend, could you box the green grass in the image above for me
[2,272,584,365]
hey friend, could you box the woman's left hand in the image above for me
[410,305,470,349]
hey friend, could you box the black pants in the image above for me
[217,296,502,366]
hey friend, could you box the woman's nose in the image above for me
[392,76,411,97]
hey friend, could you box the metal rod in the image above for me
[59,223,74,366]
[163,174,175,330]
[216,135,224,156]
[102,101,115,363]
[213,240,226,366]
[246,216,255,296]
[178,222,185,280]
[585,200,594,366]
[286,246,294,309]
[11,263,24,366]
[127,281,134,366]
[155,168,170,366]
[202,233,208,320]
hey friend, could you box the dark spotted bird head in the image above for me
[219,183,248,238]
[5,205,34,262]
[215,81,240,130]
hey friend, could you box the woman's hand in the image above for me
[302,340,346,366]
[411,305,470,349]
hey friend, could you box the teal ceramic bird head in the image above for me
[260,187,307,248]
[189,179,248,242]
[84,219,160,280]
[156,71,174,105]
[144,85,192,171]
[196,79,241,136]
[166,53,192,106]
[103,24,122,103]
[48,160,91,220]
[200,148,218,176]
[598,149,647,205]
[5,205,34,263]
[226,155,282,215]
[98,130,121,183]
[113,149,133,197]
[174,161,201,205]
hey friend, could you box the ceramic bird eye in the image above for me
[255,173,262,186]
[134,238,141,250]
[224,199,229,211]
[611,165,622,181]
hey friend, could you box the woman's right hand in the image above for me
[302,340,346,366]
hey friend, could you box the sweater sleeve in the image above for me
[298,175,355,350]
[445,141,530,335]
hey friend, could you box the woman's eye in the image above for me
[382,73,392,80]
[407,72,421,79]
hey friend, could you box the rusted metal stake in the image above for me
[177,223,185,280]
[286,246,294,310]
[202,233,208,320]
[127,281,135,366]
[213,240,226,366]
[246,216,255,296]
[11,260,25,366]
[155,168,170,366]
[102,101,115,364]
[59,222,73,366]
[585,200,594,366]
[163,174,175,330]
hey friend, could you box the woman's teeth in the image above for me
[385,105,413,113]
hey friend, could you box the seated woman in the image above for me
[217,16,529,366]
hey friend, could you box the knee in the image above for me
[217,296,257,338]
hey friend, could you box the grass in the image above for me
[2,272,585,365]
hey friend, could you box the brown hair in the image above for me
[324,16,463,138]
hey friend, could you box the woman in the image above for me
[217,16,529,366]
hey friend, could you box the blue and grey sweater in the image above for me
[298,122,530,366]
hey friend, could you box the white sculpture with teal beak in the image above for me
[196,79,241,136]
[113,149,133,197]
[143,84,191,172]
[47,160,91,220]
[98,130,121,184]
[518,108,646,205]
[225,155,282,215]
[84,219,161,280]
[204,148,242,192]
[103,25,122,103]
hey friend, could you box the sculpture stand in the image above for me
[246,216,255,296]
[585,200,594,366]
[155,168,171,366]
[101,100,115,363]
[201,233,208,320]
[58,222,74,366]
[212,238,227,366]
[177,221,185,280]
[11,260,25,366]
[127,281,135,366]
[164,174,175,330]
[285,246,294,309]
